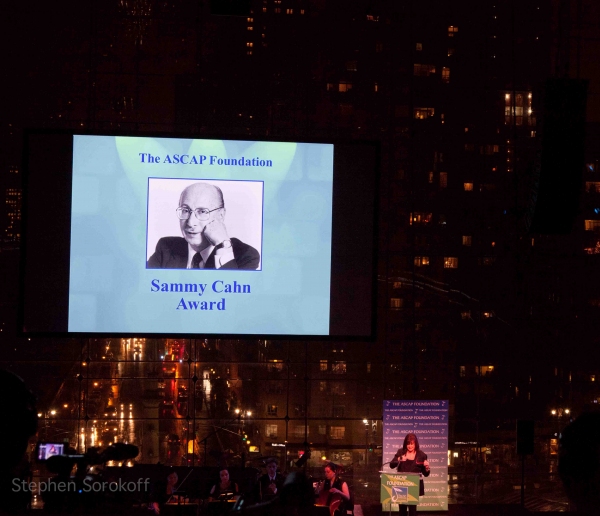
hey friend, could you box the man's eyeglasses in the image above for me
[176,206,223,221]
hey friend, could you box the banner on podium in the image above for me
[381,473,420,511]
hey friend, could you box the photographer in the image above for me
[40,443,139,513]
[0,369,38,514]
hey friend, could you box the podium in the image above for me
[380,473,420,512]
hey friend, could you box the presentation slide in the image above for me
[68,135,334,335]
[20,131,376,338]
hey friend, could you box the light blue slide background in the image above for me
[69,135,334,335]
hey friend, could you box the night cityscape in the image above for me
[2,0,600,514]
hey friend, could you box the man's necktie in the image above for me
[191,252,203,268]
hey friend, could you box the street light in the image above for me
[549,408,570,464]
[363,419,369,466]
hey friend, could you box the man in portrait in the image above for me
[147,182,260,270]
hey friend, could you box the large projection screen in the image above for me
[20,132,377,338]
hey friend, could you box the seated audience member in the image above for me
[559,411,600,514]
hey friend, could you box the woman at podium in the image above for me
[389,433,430,515]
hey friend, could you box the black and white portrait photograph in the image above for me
[146,178,263,270]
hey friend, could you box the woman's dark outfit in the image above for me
[390,450,430,516]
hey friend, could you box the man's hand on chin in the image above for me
[202,219,229,247]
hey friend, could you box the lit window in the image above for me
[274,7,280,13]
[339,81,352,92]
[428,171,434,183]
[476,365,495,375]
[462,235,472,246]
[584,242,600,254]
[247,26,253,30]
[416,42,422,51]
[585,220,600,232]
[504,91,533,125]
[246,42,253,47]
[268,360,283,372]
[247,17,253,22]
[592,375,596,382]
[460,366,466,377]
[300,9,305,14]
[374,82,378,92]
[441,67,450,83]
[329,426,346,439]
[319,381,326,392]
[267,405,278,416]
[586,182,600,193]
[414,64,436,76]
[440,172,448,188]
[265,424,278,437]
[461,311,471,319]
[414,107,434,119]
[410,212,433,224]
[448,26,458,36]
[366,14,379,21]
[448,47,455,56]
[464,183,473,191]
[320,360,328,371]
[390,298,403,309]
[286,8,293,14]
[292,425,308,437]
[414,256,430,267]
[586,163,596,173]
[331,361,347,374]
[444,257,458,268]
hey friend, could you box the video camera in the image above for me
[36,441,139,472]
[35,441,140,512]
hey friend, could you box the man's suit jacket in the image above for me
[255,472,286,502]
[147,236,260,270]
